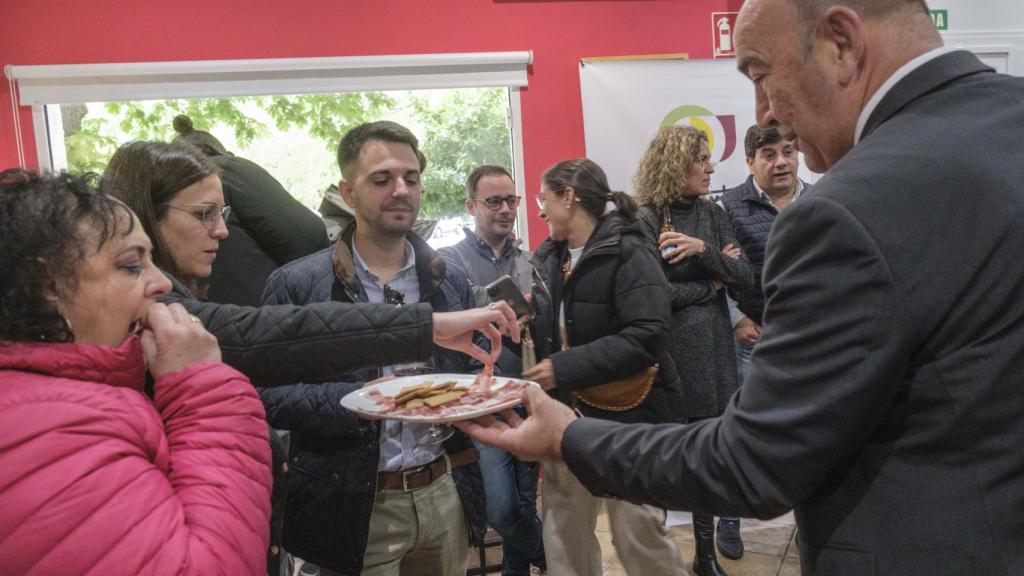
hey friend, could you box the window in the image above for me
[9,51,532,245]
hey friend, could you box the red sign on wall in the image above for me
[712,12,739,59]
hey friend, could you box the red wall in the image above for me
[0,0,743,246]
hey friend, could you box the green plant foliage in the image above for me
[65,118,119,174]
[105,98,267,144]
[413,88,513,219]
[63,87,511,219]
[267,92,395,152]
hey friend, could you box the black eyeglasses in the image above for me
[476,195,521,210]
[383,284,405,306]
[164,203,231,230]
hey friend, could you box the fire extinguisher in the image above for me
[718,17,732,53]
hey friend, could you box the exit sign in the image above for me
[930,9,948,30]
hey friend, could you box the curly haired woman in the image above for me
[0,169,272,575]
[634,126,754,576]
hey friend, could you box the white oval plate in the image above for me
[340,373,539,424]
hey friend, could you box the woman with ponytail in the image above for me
[523,158,688,575]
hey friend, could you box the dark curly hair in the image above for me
[101,140,219,295]
[0,169,135,343]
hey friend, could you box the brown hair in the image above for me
[542,158,637,220]
[744,124,786,160]
[102,140,219,292]
[466,165,513,200]
[172,115,229,157]
[337,121,425,180]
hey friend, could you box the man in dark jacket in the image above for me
[457,2,1024,575]
[720,125,810,383]
[171,114,330,307]
[259,121,485,576]
[716,124,810,561]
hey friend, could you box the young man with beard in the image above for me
[260,121,488,576]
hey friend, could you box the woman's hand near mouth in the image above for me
[140,303,221,378]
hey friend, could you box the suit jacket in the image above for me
[561,51,1024,576]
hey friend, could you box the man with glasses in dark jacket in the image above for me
[440,166,547,576]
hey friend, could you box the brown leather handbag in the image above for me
[574,364,659,412]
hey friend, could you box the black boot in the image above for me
[692,515,729,576]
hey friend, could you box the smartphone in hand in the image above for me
[485,275,533,318]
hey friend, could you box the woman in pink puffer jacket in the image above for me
[0,169,271,575]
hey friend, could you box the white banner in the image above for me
[580,58,817,197]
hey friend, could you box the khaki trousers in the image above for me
[314,474,468,576]
[541,459,689,576]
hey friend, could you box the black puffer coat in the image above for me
[205,155,330,307]
[161,254,437,574]
[529,213,683,424]
[258,223,487,575]
[160,276,434,388]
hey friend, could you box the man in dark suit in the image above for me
[457,1,1024,574]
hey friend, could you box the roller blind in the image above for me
[6,51,533,105]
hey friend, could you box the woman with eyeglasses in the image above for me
[104,141,228,300]
[522,158,689,576]
[633,126,753,576]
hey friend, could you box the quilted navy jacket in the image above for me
[719,175,811,325]
[258,223,487,575]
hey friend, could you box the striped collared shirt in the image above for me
[351,240,444,472]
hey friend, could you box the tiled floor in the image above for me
[469,508,799,576]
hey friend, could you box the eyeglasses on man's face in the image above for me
[164,203,231,230]
[476,195,521,210]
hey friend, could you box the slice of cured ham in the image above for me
[373,378,530,419]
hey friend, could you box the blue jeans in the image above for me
[472,439,546,575]
[734,339,754,384]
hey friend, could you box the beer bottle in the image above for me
[660,205,677,256]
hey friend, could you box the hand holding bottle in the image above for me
[659,231,707,264]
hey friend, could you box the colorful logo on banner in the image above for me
[661,105,738,162]
[712,12,739,58]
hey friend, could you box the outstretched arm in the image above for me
[461,197,914,519]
